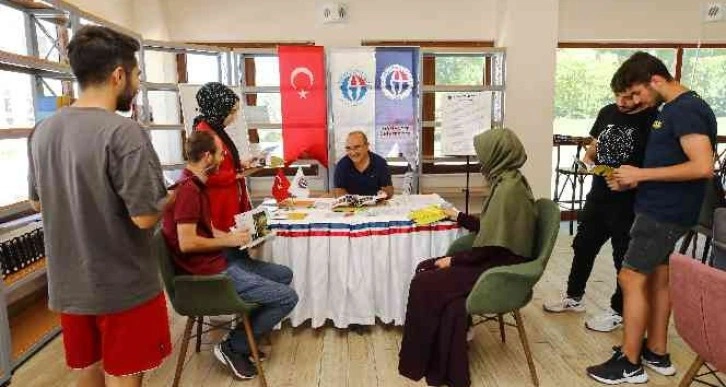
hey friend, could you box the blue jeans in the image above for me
[223,249,298,355]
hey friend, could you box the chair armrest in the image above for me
[466,264,539,315]
[173,275,257,317]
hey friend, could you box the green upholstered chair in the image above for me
[450,199,559,386]
[153,229,267,387]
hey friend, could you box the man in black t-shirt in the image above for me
[587,52,717,385]
[544,81,658,334]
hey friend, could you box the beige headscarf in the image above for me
[472,128,537,258]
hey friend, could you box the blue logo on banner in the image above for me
[340,71,368,104]
[380,64,413,100]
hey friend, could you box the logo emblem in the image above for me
[380,64,413,100]
[298,176,308,189]
[339,71,369,104]
[652,120,663,129]
[290,67,314,99]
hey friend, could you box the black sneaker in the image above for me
[213,341,257,380]
[642,345,676,376]
[587,347,648,385]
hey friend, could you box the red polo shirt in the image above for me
[162,168,228,275]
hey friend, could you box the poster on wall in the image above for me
[329,48,376,161]
[178,84,251,159]
[441,92,492,156]
[374,47,419,168]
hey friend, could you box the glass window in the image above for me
[435,56,485,85]
[186,53,220,84]
[147,91,180,125]
[41,78,63,96]
[682,48,726,134]
[252,93,281,124]
[142,51,178,84]
[554,48,676,136]
[253,56,280,87]
[0,5,28,56]
[0,138,29,207]
[0,71,34,128]
[256,129,283,157]
[150,130,183,165]
[35,19,60,62]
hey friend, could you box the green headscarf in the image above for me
[472,128,537,258]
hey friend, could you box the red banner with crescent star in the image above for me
[278,45,328,167]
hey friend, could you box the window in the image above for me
[682,48,726,134]
[0,138,29,208]
[186,53,220,84]
[0,71,34,128]
[35,18,60,62]
[554,48,676,136]
[0,5,27,56]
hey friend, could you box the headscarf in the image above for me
[193,82,242,170]
[472,128,537,258]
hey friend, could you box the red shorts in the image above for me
[60,292,171,377]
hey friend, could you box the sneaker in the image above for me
[587,347,648,385]
[642,345,676,376]
[585,309,623,332]
[213,341,257,380]
[543,296,585,313]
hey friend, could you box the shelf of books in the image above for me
[0,222,60,384]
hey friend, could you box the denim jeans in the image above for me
[223,249,298,355]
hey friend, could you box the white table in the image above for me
[261,194,464,328]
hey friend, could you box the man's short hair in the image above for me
[611,51,673,93]
[67,26,140,88]
[186,131,218,163]
[347,130,369,145]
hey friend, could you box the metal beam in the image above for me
[143,40,230,55]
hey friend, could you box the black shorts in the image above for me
[623,213,689,274]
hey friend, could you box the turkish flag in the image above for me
[278,45,328,167]
[271,168,291,202]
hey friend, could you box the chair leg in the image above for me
[195,316,204,353]
[702,236,712,265]
[241,314,268,387]
[497,314,506,343]
[680,231,694,254]
[679,355,705,387]
[513,310,539,387]
[173,317,195,387]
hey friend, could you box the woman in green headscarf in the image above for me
[399,128,537,387]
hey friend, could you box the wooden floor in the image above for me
[10,230,722,387]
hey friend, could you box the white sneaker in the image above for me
[543,296,585,313]
[586,309,623,332]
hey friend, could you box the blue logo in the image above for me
[339,71,369,104]
[380,64,413,100]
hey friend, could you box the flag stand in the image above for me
[464,156,471,214]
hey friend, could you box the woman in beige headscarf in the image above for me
[399,128,538,387]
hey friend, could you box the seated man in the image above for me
[334,131,394,198]
[162,131,298,380]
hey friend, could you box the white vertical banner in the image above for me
[329,48,376,161]
[441,92,492,156]
[177,84,251,159]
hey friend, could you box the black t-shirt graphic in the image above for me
[587,104,658,203]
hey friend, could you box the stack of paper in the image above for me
[408,205,448,226]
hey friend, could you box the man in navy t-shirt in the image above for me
[587,52,717,385]
[334,131,394,198]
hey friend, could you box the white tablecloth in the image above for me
[261,195,464,328]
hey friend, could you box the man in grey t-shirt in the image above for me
[27,26,172,386]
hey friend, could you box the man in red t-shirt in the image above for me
[162,131,298,380]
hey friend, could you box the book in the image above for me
[331,193,387,210]
[233,207,275,250]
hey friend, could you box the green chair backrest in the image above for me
[153,228,177,301]
[465,198,560,315]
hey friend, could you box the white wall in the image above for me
[64,0,134,30]
[560,0,726,43]
[161,0,498,45]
